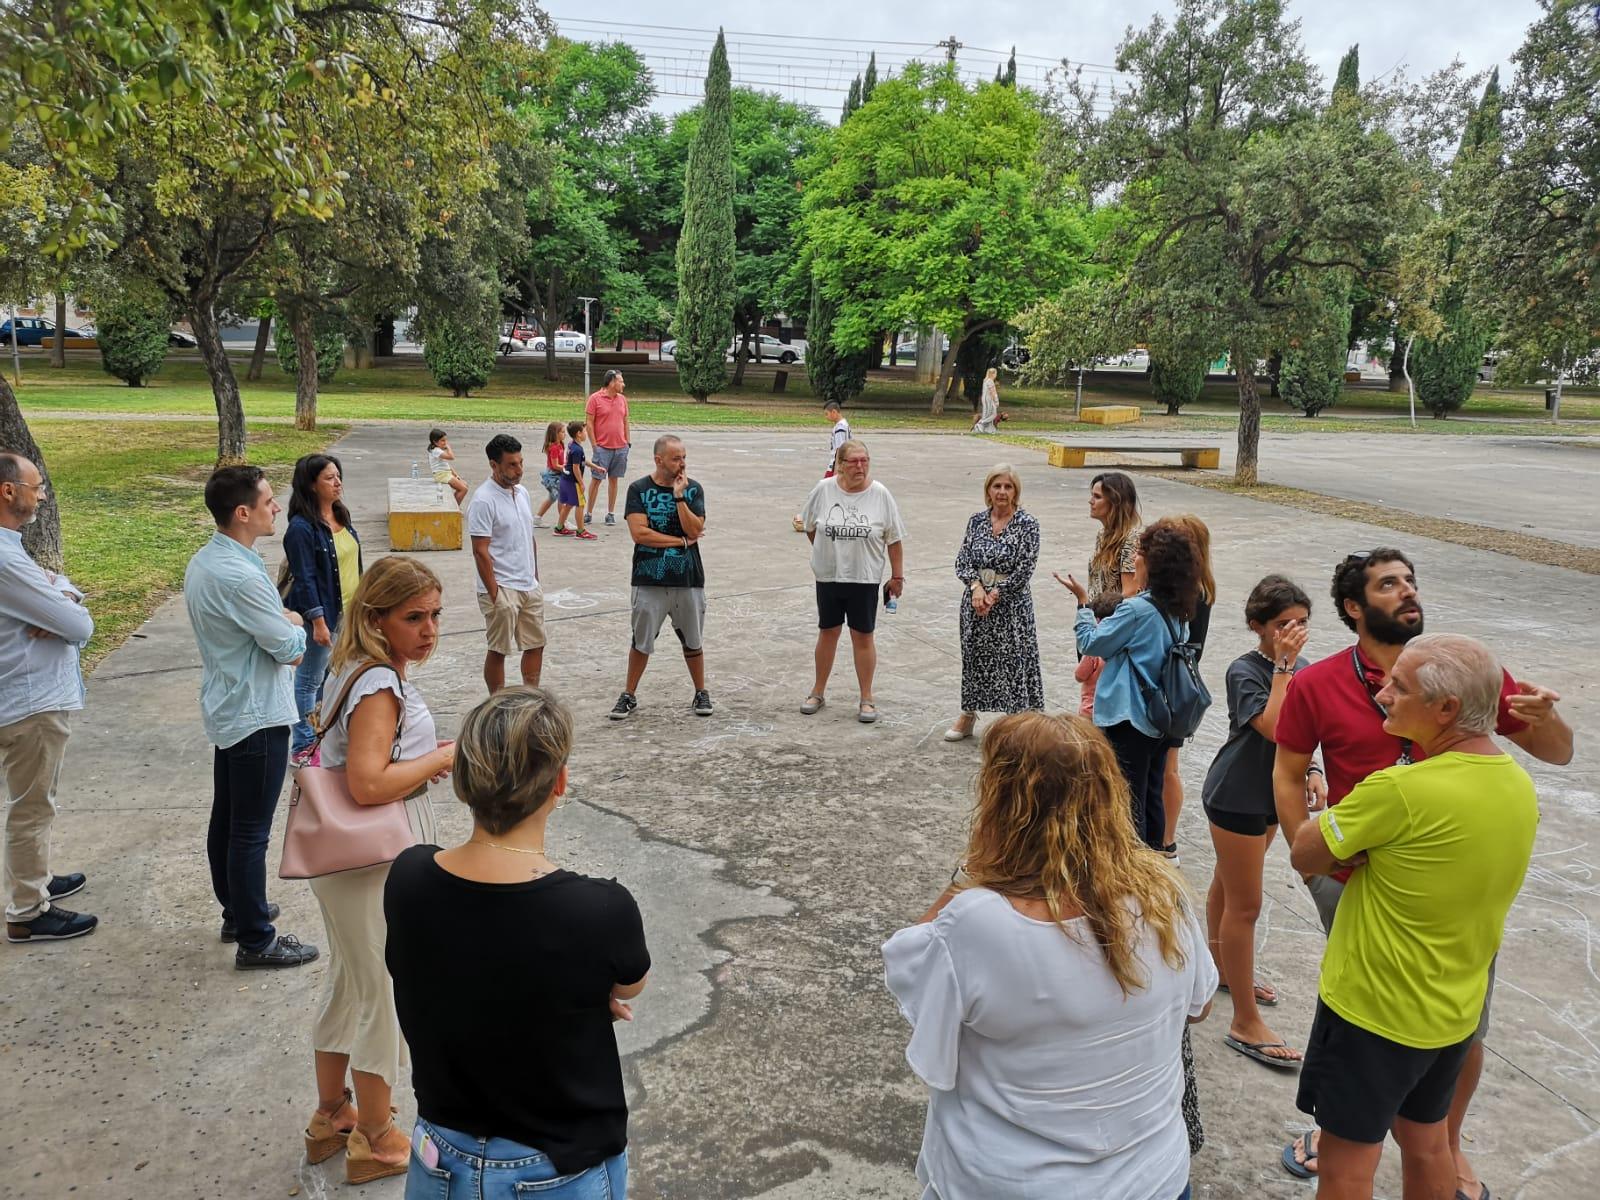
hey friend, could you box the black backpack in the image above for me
[1132,598,1212,739]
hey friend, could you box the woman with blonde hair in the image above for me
[386,687,649,1197]
[945,465,1042,741]
[973,366,1000,434]
[299,555,455,1184]
[1158,514,1216,861]
[884,712,1217,1200]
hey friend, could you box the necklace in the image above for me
[469,837,549,858]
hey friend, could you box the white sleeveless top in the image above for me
[318,661,438,844]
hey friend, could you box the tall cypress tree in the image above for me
[1333,44,1360,99]
[1003,47,1017,87]
[862,52,878,102]
[675,31,736,402]
[843,75,861,120]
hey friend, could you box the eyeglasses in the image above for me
[13,480,48,498]
[841,456,869,466]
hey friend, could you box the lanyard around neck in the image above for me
[1349,647,1412,766]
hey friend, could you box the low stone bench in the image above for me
[1048,444,1221,470]
[387,478,462,551]
[1080,405,1142,425]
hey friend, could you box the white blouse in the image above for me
[317,661,438,845]
[882,887,1216,1200]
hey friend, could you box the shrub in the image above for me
[1150,352,1208,414]
[95,292,171,387]
[423,319,495,396]
[277,316,345,384]
[1412,295,1489,418]
[1280,282,1353,417]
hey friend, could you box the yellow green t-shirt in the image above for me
[333,527,360,612]
[1317,752,1538,1048]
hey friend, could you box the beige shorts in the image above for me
[478,587,546,654]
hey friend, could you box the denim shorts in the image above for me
[539,469,563,504]
[405,1119,627,1199]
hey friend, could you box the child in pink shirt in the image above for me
[1075,592,1125,717]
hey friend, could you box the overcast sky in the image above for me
[544,0,1544,119]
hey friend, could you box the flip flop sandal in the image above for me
[1455,1187,1491,1200]
[1224,1035,1302,1069]
[800,694,826,716]
[1281,1130,1318,1179]
[857,702,879,724]
[1218,980,1280,1007]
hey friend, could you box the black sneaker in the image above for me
[7,906,98,943]
[47,873,87,901]
[220,902,282,944]
[235,933,320,970]
[608,692,638,720]
[692,689,714,716]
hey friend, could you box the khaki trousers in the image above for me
[0,709,72,921]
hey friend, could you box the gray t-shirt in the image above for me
[1200,650,1306,815]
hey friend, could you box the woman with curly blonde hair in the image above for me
[883,712,1217,1200]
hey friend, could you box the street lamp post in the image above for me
[578,296,597,399]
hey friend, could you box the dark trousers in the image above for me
[1103,720,1168,849]
[208,726,288,952]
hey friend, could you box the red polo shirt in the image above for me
[1277,642,1528,809]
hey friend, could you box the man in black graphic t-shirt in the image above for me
[608,435,711,720]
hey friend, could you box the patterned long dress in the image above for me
[955,508,1044,713]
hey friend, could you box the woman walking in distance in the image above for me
[973,366,1000,433]
[797,439,906,724]
[884,712,1216,1200]
[945,465,1042,741]
[1085,471,1142,599]
[300,556,455,1184]
[282,453,361,764]
[1201,575,1318,1069]
[386,688,649,1198]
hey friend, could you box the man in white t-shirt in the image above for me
[792,400,853,533]
[467,434,544,693]
[798,439,905,723]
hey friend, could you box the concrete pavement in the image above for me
[3,422,1596,1199]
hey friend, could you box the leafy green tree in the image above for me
[806,282,869,406]
[1473,0,1599,420]
[1018,277,1133,416]
[803,64,1089,412]
[1060,0,1410,482]
[423,320,496,397]
[1149,347,1210,415]
[95,284,174,387]
[1280,276,1353,415]
[276,316,345,386]
[674,31,736,402]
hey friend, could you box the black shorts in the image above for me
[1204,802,1278,837]
[1297,999,1474,1143]
[816,581,878,633]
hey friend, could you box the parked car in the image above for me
[499,332,526,353]
[892,334,949,360]
[0,317,89,347]
[661,339,677,358]
[1477,354,1498,383]
[1000,341,1030,370]
[532,332,589,353]
[728,334,805,364]
[168,330,198,348]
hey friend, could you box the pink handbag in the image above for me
[279,664,416,879]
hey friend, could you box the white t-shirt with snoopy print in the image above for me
[801,477,906,584]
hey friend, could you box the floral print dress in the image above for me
[954,508,1044,713]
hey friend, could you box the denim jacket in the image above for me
[1074,593,1187,738]
[283,513,360,626]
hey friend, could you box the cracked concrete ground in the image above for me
[3,422,1595,1199]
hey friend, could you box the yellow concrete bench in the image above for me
[1048,444,1221,470]
[387,478,463,551]
[1080,405,1142,425]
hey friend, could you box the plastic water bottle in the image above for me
[410,461,420,478]
[885,592,898,614]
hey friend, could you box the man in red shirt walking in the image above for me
[584,370,631,527]
[1271,548,1573,1195]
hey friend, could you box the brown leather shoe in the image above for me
[346,1116,408,1186]
[304,1089,358,1164]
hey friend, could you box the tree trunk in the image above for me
[292,309,318,431]
[0,376,63,571]
[1266,351,1282,399]
[931,331,967,415]
[190,299,248,465]
[731,328,751,386]
[352,325,375,369]
[1233,345,1261,486]
[1388,339,1407,393]
[246,314,272,381]
[49,294,66,368]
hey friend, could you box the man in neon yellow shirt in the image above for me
[1290,632,1538,1199]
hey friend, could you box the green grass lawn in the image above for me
[12,352,1598,437]
[30,417,344,668]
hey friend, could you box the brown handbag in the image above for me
[279,663,416,880]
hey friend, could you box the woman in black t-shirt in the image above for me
[1200,575,1318,1071]
[385,688,650,1198]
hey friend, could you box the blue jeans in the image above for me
[1176,1186,1191,1200]
[405,1120,627,1200]
[290,635,333,754]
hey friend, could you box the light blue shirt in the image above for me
[1075,593,1188,738]
[0,526,93,726]
[183,531,305,748]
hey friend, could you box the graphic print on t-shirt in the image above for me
[627,476,706,588]
[823,500,872,540]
